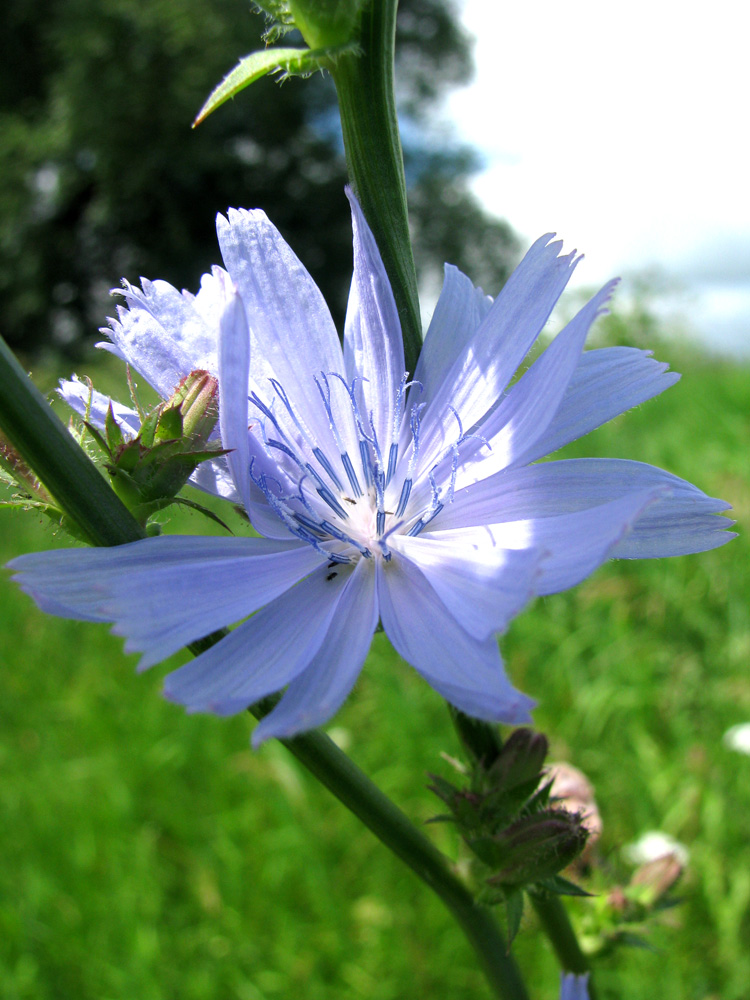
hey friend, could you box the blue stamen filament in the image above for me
[246,371,471,559]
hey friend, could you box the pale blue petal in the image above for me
[456,280,618,485]
[163,563,354,714]
[434,459,735,559]
[216,207,344,450]
[251,559,378,744]
[8,536,323,669]
[214,279,290,535]
[100,275,220,398]
[377,558,535,724]
[343,191,406,453]
[217,279,255,514]
[58,376,141,437]
[390,534,541,639]
[560,973,590,1000]
[415,235,579,471]
[427,488,668,596]
[404,278,618,514]
[414,264,493,402]
[188,454,241,503]
[509,346,681,467]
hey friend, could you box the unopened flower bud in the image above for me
[487,728,549,794]
[166,369,219,446]
[483,809,589,888]
[546,762,602,862]
[630,854,683,905]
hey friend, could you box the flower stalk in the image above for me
[331,0,422,374]
[530,895,597,999]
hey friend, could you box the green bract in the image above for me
[193,44,357,127]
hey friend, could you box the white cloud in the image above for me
[446,0,750,352]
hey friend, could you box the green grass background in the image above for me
[1,341,748,999]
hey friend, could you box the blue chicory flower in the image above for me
[560,972,590,1000]
[8,193,735,744]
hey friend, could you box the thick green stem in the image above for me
[0,335,145,546]
[331,1,422,375]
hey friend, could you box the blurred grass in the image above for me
[1,342,748,1000]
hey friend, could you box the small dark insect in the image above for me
[326,572,338,581]
[327,560,338,568]
[343,496,357,505]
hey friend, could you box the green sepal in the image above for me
[503,889,525,949]
[153,403,183,444]
[426,774,488,833]
[531,874,594,898]
[104,443,228,510]
[104,402,125,450]
[133,495,233,535]
[193,44,357,127]
[481,811,589,888]
[82,420,110,457]
[449,708,504,767]
[252,1,297,42]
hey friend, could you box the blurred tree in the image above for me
[0,0,519,359]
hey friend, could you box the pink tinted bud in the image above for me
[546,762,602,863]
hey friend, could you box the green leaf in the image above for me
[193,46,349,127]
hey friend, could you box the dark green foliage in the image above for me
[0,0,518,358]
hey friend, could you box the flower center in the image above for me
[246,371,467,563]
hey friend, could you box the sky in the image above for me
[445,0,750,356]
